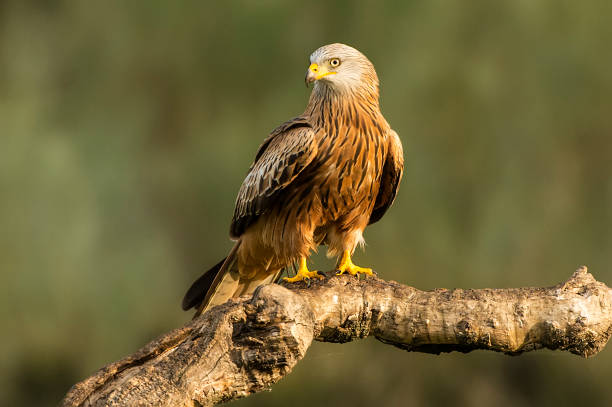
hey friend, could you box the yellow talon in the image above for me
[336,250,373,276]
[284,257,324,283]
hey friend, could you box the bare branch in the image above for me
[62,266,612,407]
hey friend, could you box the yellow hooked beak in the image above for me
[305,63,337,86]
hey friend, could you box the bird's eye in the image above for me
[330,58,341,67]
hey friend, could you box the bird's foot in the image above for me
[336,250,373,277]
[284,257,324,283]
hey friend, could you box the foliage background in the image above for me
[2,1,612,406]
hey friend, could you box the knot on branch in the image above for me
[232,284,315,371]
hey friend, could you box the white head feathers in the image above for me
[308,43,379,96]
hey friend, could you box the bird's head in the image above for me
[305,43,379,96]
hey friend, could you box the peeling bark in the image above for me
[62,266,612,407]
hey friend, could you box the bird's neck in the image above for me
[305,84,382,131]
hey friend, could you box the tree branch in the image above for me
[62,266,612,407]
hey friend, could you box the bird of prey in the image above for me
[183,43,403,317]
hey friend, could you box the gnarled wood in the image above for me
[62,266,612,407]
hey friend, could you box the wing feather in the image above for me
[230,119,317,238]
[369,129,404,225]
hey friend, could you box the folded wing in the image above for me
[369,129,404,225]
[230,118,318,238]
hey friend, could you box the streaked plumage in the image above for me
[183,43,403,317]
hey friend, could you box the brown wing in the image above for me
[369,129,404,225]
[230,119,318,238]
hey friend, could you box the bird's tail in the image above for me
[182,241,283,318]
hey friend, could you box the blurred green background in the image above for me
[2,0,612,406]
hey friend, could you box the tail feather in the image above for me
[198,259,240,315]
[194,242,242,316]
[234,268,284,297]
[183,241,285,318]
[180,242,241,317]
[182,257,225,311]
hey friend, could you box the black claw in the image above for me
[316,270,327,278]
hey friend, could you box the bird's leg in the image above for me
[283,257,324,283]
[336,250,373,276]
